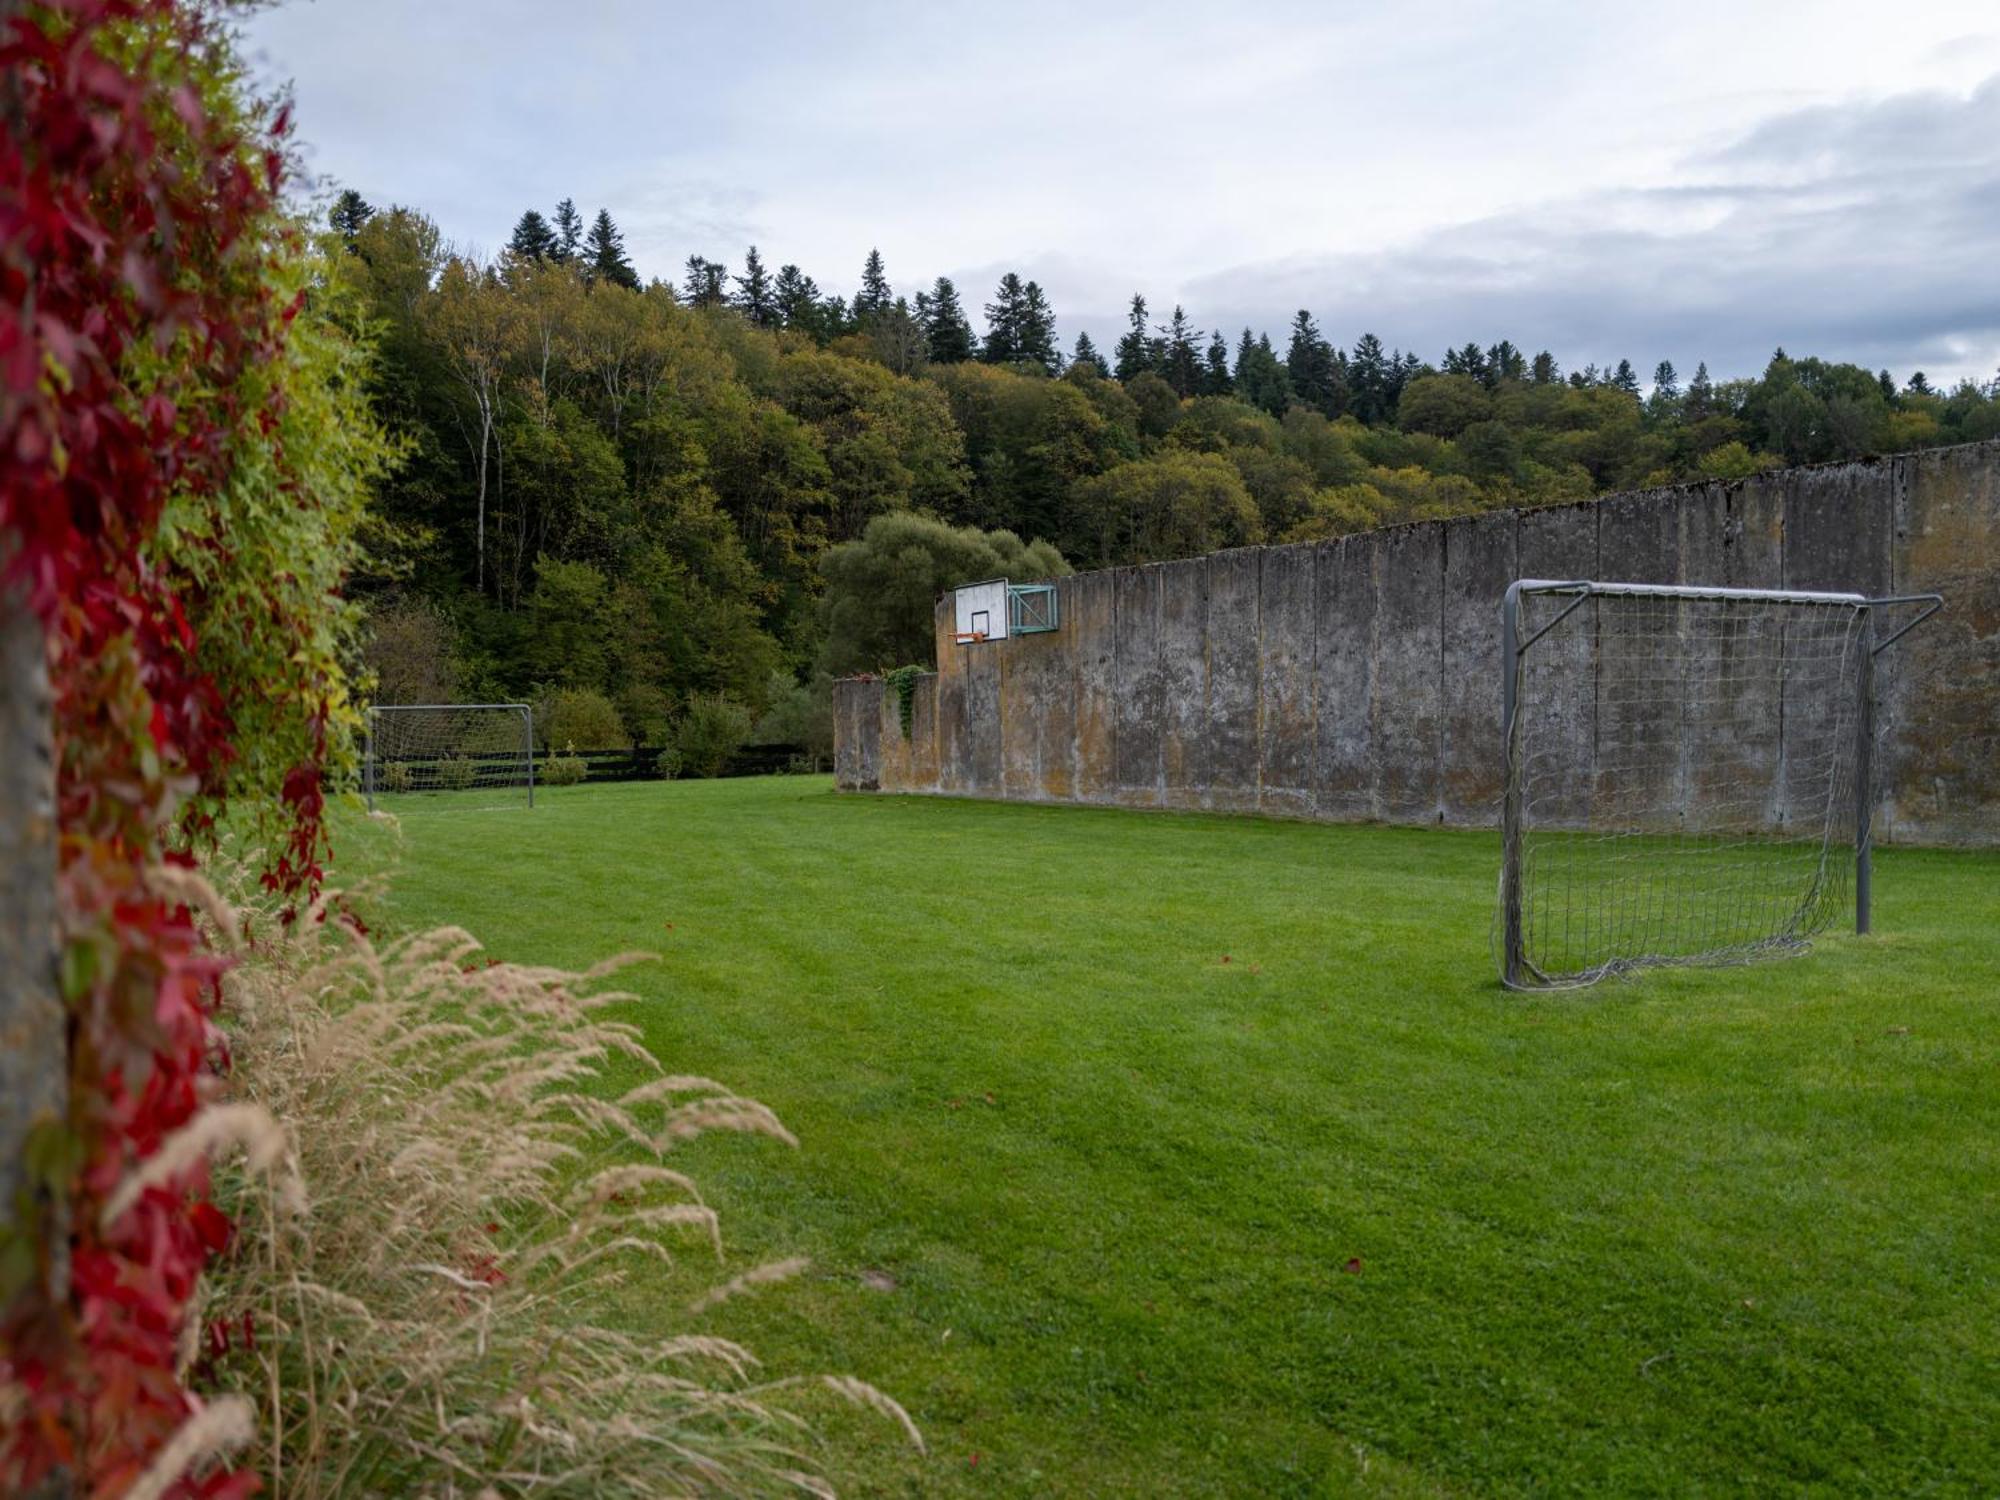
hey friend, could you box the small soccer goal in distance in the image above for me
[365,703,535,809]
[1497,579,1940,989]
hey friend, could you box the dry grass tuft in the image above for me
[183,871,919,1497]
[688,1258,813,1316]
[102,1101,298,1229]
[127,1396,257,1500]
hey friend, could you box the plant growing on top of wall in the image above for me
[884,665,926,741]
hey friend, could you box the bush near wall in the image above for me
[677,695,754,778]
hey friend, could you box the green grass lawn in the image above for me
[334,776,2000,1497]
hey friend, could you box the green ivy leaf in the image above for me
[59,938,100,1003]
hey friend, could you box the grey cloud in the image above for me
[1174,77,2000,384]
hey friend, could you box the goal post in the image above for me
[1498,579,1939,989]
[364,703,535,810]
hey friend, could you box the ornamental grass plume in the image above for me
[157,869,919,1497]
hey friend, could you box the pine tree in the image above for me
[1686,361,1715,421]
[1070,331,1107,377]
[924,276,976,364]
[1019,281,1059,374]
[1394,350,1425,399]
[1530,350,1560,386]
[773,264,825,336]
[733,245,776,325]
[1906,371,1933,396]
[1203,331,1232,395]
[1285,310,1342,415]
[1443,341,1490,385]
[507,208,558,262]
[585,209,638,289]
[330,188,375,247]
[1113,294,1153,382]
[982,273,1029,365]
[682,255,728,307]
[1158,305,1201,397]
[1487,340,1526,384]
[852,248,892,327]
[1610,358,1641,395]
[821,294,851,336]
[1651,360,1679,399]
[1348,332,1390,422]
[1234,329,1292,415]
[552,198,584,263]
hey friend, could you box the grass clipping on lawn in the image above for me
[155,870,920,1498]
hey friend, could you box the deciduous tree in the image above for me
[818,512,1068,674]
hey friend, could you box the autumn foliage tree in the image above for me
[1,1,386,1490]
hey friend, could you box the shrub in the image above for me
[655,745,685,780]
[615,680,676,748]
[751,670,836,764]
[379,760,413,794]
[540,746,588,786]
[537,686,631,752]
[162,872,923,1495]
[437,753,477,791]
[676,694,752,778]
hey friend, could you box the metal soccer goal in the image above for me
[364,703,535,809]
[1498,579,1939,989]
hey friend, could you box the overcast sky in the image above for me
[245,1,2000,387]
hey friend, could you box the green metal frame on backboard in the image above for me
[1007,582,1059,634]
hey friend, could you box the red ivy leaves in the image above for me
[1,1,325,1492]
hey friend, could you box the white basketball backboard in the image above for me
[953,578,1010,643]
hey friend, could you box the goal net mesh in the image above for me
[366,705,533,804]
[1501,587,1867,987]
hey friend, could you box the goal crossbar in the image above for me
[1498,579,1939,989]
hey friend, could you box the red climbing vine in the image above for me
[1,2,380,1490]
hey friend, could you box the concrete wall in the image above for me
[836,441,2000,846]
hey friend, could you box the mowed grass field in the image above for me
[334,776,2000,1497]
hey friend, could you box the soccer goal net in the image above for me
[1498,579,1936,989]
[365,704,534,809]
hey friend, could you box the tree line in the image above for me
[334,188,2000,748]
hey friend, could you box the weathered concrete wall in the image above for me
[834,440,2000,846]
[2,580,62,1242]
